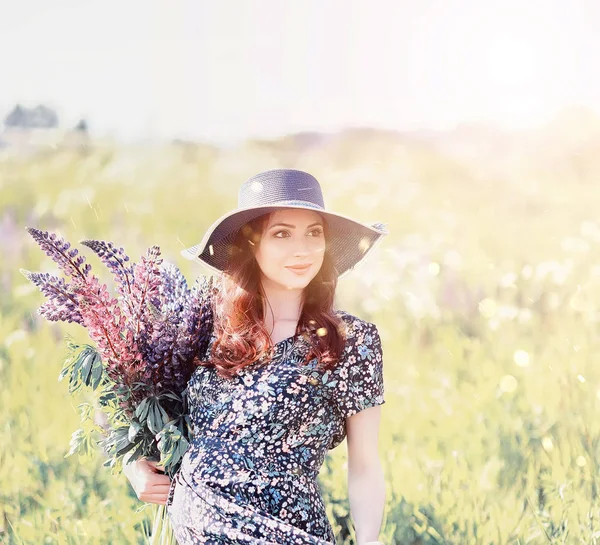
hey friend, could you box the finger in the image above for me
[140,493,170,505]
[148,474,172,485]
[146,460,166,472]
[137,480,171,496]
[148,483,173,493]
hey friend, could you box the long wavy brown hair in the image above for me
[195,211,347,379]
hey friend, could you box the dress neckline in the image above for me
[271,333,298,348]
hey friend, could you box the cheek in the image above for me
[256,241,286,269]
[311,243,326,265]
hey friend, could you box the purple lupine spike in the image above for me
[194,281,216,360]
[25,227,90,280]
[180,275,216,337]
[142,264,191,394]
[38,300,82,324]
[79,239,135,300]
[170,275,216,388]
[159,263,190,314]
[19,269,84,324]
[139,275,215,395]
[146,311,181,392]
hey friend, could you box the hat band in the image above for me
[237,199,326,211]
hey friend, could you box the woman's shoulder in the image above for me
[332,309,378,336]
[331,310,383,370]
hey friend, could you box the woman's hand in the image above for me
[122,457,172,505]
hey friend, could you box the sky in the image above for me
[1,0,599,144]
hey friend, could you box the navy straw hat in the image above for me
[181,169,388,278]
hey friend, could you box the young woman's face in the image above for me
[252,208,326,291]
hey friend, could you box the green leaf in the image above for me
[147,400,169,435]
[110,426,132,455]
[65,427,95,459]
[62,347,95,394]
[128,420,142,443]
[156,423,188,474]
[120,439,143,462]
[90,354,104,390]
[159,391,181,402]
[65,428,86,458]
[147,404,159,435]
[80,351,97,386]
[58,357,74,382]
[135,398,150,422]
[155,400,169,425]
[115,439,136,458]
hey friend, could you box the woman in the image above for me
[123,169,388,545]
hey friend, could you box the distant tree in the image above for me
[74,118,88,133]
[3,104,59,128]
[4,104,26,127]
[30,105,59,128]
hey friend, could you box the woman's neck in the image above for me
[258,278,304,328]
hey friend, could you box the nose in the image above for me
[293,245,310,257]
[293,235,323,257]
[293,236,313,257]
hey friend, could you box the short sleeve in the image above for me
[333,318,385,419]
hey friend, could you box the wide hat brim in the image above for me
[181,201,388,279]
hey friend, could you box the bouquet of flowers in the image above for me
[20,227,217,544]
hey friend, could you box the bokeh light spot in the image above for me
[358,237,371,253]
[479,298,497,319]
[514,350,530,367]
[541,437,554,452]
[500,375,518,393]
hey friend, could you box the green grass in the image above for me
[2,136,600,544]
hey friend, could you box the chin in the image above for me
[280,279,312,290]
[277,274,315,290]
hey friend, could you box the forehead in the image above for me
[266,208,324,226]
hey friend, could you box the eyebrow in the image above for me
[269,222,323,229]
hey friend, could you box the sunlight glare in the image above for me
[487,34,539,87]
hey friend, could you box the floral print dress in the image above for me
[166,310,385,545]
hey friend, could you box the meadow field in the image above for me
[2,120,600,544]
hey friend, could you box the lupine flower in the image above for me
[20,271,84,324]
[73,273,143,392]
[25,227,91,280]
[160,263,190,314]
[80,239,135,309]
[171,275,216,392]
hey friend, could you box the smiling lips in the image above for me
[286,264,312,274]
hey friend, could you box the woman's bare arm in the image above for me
[346,405,386,545]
